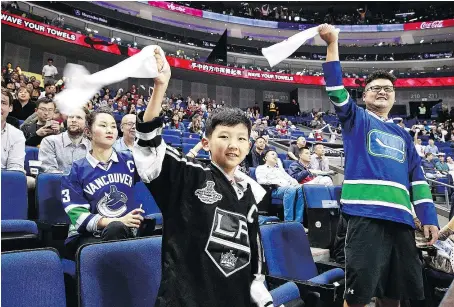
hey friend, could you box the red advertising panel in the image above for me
[2,12,453,88]
[147,1,203,17]
[404,19,454,31]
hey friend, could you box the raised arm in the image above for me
[319,24,339,62]
[143,48,171,122]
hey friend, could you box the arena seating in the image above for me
[303,185,342,249]
[1,248,67,307]
[260,222,345,306]
[1,170,38,251]
[25,146,39,176]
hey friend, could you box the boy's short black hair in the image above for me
[365,70,397,87]
[255,136,266,142]
[205,108,251,138]
[263,149,277,158]
[45,81,55,87]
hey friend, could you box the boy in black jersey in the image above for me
[133,49,276,306]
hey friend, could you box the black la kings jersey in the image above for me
[134,116,267,307]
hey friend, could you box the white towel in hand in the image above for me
[54,45,168,115]
[262,26,340,68]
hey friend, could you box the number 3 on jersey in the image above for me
[62,189,71,203]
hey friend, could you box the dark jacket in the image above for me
[287,161,314,183]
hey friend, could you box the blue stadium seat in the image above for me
[182,143,209,159]
[162,134,182,148]
[302,185,341,248]
[134,181,162,226]
[1,170,28,220]
[25,146,39,176]
[2,248,67,307]
[182,137,200,145]
[1,171,37,250]
[277,153,287,161]
[162,129,182,137]
[78,237,162,307]
[283,160,293,170]
[36,173,69,225]
[183,132,201,139]
[261,222,344,305]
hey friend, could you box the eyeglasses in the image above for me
[365,86,395,93]
[122,122,136,128]
[38,107,55,113]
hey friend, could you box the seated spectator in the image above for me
[9,86,36,120]
[287,136,306,160]
[1,88,34,188]
[2,87,25,172]
[38,108,91,173]
[288,147,333,186]
[310,144,331,171]
[62,107,143,260]
[188,114,204,135]
[424,138,439,155]
[114,114,136,153]
[256,150,304,222]
[21,97,61,147]
[435,154,449,174]
[414,138,425,158]
[39,82,56,99]
[447,156,454,171]
[248,136,267,167]
[167,113,185,132]
[422,153,445,179]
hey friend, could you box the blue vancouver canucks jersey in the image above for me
[61,150,137,241]
[322,61,438,228]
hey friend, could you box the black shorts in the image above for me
[344,214,424,305]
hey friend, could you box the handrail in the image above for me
[425,177,454,189]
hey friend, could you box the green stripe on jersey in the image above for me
[411,184,433,202]
[342,183,412,210]
[67,206,90,225]
[326,88,348,104]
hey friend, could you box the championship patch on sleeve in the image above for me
[367,129,406,163]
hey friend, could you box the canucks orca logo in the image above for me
[97,185,128,218]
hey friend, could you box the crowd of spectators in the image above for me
[176,2,454,25]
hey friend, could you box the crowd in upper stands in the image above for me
[176,2,454,25]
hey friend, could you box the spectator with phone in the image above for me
[20,97,61,146]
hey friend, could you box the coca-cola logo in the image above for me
[420,20,444,29]
[167,3,186,13]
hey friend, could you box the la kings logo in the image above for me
[205,208,251,277]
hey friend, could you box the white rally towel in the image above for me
[54,45,168,114]
[261,26,339,68]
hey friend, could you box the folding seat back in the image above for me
[261,222,319,281]
[303,185,340,249]
[25,146,39,176]
[162,134,181,147]
[36,173,69,225]
[78,237,162,307]
[1,170,28,220]
[1,248,67,307]
[162,129,181,137]
[183,132,201,139]
[182,137,199,145]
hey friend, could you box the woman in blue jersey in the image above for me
[61,107,144,259]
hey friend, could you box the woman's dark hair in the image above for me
[205,108,251,138]
[86,106,114,131]
[364,70,397,87]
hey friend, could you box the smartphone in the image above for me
[136,217,156,237]
[45,120,52,128]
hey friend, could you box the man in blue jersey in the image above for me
[318,24,439,307]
